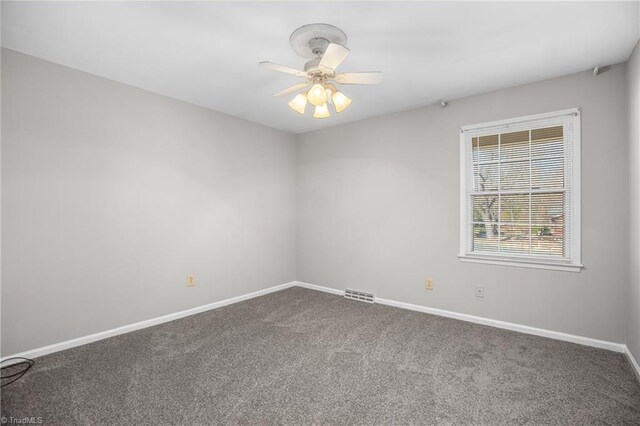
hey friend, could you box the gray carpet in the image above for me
[2,287,640,425]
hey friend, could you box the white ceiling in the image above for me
[2,2,639,134]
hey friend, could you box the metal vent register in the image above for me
[344,289,375,303]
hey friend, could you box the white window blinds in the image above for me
[459,109,581,272]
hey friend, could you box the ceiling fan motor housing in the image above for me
[304,58,325,76]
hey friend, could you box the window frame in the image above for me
[458,108,582,272]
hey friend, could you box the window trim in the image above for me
[458,108,582,272]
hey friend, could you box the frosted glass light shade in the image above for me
[307,83,328,106]
[332,91,352,113]
[313,103,330,119]
[288,94,307,114]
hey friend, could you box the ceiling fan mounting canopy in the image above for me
[308,38,330,57]
[289,23,348,58]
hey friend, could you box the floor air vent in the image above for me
[344,289,375,303]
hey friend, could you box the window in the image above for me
[459,108,581,272]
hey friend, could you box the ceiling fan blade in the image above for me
[334,72,383,85]
[319,43,350,72]
[274,82,311,97]
[259,61,307,77]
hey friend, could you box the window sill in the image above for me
[458,255,583,272]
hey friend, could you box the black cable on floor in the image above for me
[1,357,35,387]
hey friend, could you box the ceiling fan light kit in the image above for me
[332,91,352,113]
[288,94,308,115]
[260,23,382,120]
[313,103,331,119]
[307,83,327,106]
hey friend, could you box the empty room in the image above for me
[1,1,640,424]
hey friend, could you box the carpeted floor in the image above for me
[2,286,640,425]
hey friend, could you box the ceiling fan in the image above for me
[259,23,382,119]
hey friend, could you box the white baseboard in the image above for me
[295,280,344,296]
[1,281,297,365]
[294,281,627,353]
[625,346,640,383]
[2,280,633,372]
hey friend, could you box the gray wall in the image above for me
[2,47,636,356]
[1,49,297,356]
[297,64,629,344]
[628,40,640,362]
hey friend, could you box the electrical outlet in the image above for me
[425,278,433,290]
[187,275,195,287]
[475,286,484,298]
